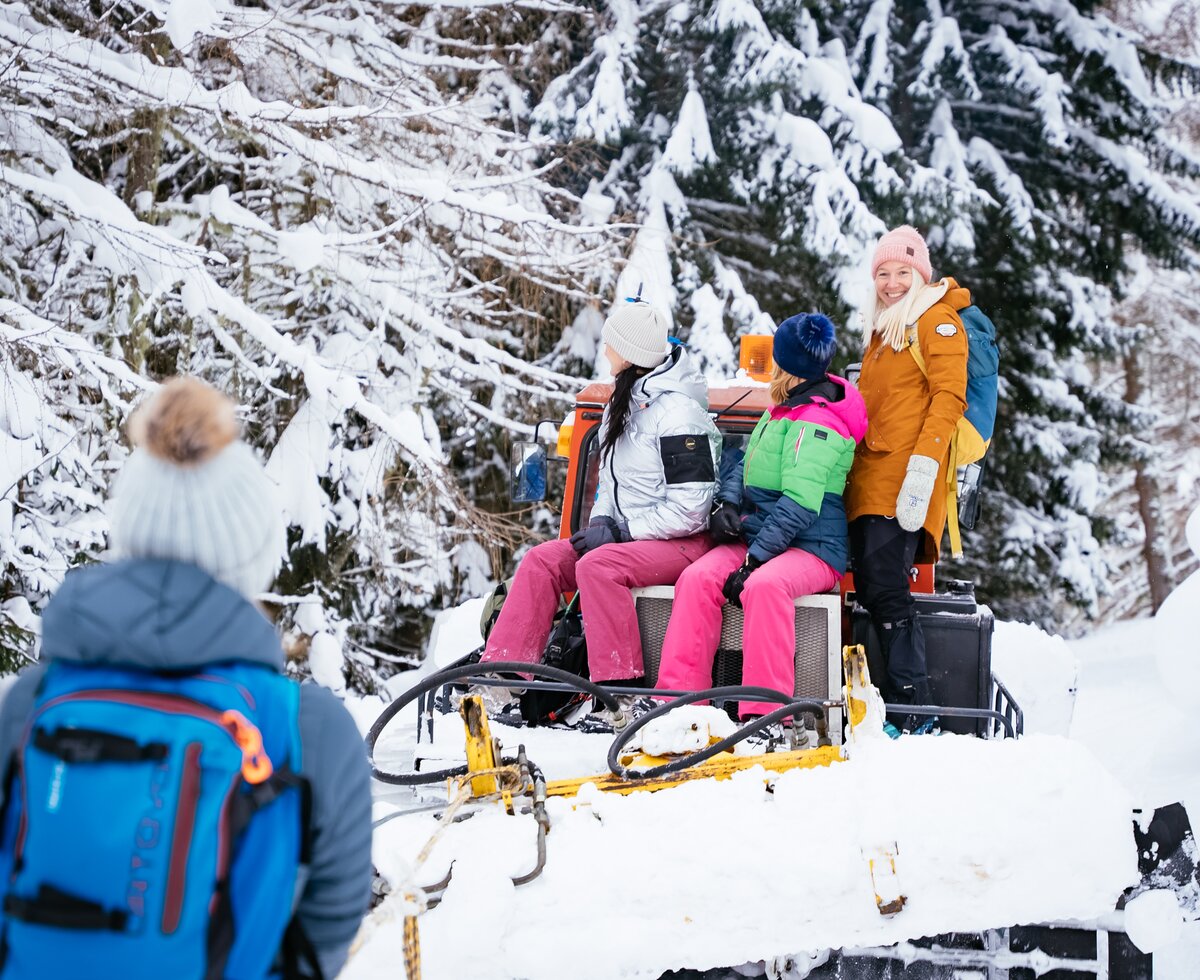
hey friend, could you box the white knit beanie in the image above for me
[601,302,671,368]
[108,378,286,600]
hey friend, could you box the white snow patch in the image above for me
[165,0,227,52]
[580,181,615,226]
[429,596,485,668]
[662,83,717,176]
[639,704,737,756]
[612,197,676,334]
[292,601,327,637]
[561,306,605,365]
[992,619,1078,736]
[688,283,737,380]
[1071,512,1200,815]
[1153,502,1200,710]
[1123,888,1183,953]
[308,632,346,697]
[276,226,327,274]
[265,400,334,547]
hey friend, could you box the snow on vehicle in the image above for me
[362,373,1197,980]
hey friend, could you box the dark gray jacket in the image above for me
[0,559,372,979]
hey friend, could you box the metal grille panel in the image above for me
[637,594,831,699]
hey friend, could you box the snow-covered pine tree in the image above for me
[530,0,1200,627]
[1088,259,1200,623]
[0,0,617,680]
[1082,0,1200,623]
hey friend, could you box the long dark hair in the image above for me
[600,364,651,462]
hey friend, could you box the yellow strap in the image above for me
[403,914,422,980]
[909,326,966,558]
[906,327,928,376]
[945,437,962,559]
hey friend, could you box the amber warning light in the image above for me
[739,335,774,382]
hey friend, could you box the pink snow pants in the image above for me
[482,534,714,682]
[656,543,841,717]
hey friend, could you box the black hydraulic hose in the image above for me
[367,661,621,785]
[606,686,829,780]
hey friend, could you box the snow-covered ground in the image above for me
[1062,506,1200,976]
[343,509,1200,978]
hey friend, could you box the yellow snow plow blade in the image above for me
[844,643,887,743]
[459,650,887,802]
[543,744,843,798]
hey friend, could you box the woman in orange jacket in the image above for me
[845,226,970,732]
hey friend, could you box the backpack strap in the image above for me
[4,883,128,932]
[943,437,963,560]
[230,765,314,863]
[241,763,320,980]
[280,914,325,980]
[905,325,928,377]
[32,726,169,764]
[230,765,298,833]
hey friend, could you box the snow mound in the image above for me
[991,619,1078,735]
[638,704,737,756]
[1154,503,1200,708]
[1123,888,1183,953]
[350,733,1137,980]
[429,597,485,668]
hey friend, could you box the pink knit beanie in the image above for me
[871,225,932,282]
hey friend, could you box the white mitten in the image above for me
[895,455,939,532]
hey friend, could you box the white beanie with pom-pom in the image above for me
[108,378,286,600]
[601,302,671,369]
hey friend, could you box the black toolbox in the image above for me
[849,582,995,736]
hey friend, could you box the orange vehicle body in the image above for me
[554,382,936,595]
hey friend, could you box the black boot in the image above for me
[880,618,938,733]
[899,679,939,735]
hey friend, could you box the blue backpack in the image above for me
[0,661,311,979]
[906,303,1000,556]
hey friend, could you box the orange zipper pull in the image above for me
[221,710,273,784]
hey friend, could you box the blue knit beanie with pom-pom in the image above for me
[772,313,837,379]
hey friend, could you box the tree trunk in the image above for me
[1124,349,1176,612]
[123,31,171,215]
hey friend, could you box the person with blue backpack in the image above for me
[0,378,372,979]
[845,225,998,735]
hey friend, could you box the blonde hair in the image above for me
[861,267,943,351]
[768,365,805,405]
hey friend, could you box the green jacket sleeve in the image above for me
[747,421,848,562]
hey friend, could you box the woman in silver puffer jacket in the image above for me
[480,300,720,687]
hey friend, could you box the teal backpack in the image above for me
[0,660,314,979]
[906,304,999,557]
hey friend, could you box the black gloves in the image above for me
[569,515,630,555]
[722,554,763,608]
[709,501,743,543]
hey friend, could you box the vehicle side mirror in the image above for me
[510,441,548,503]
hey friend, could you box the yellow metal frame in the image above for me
[844,643,872,729]
[868,846,906,916]
[457,696,849,802]
[458,696,501,798]
[458,647,888,803]
[544,744,843,798]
